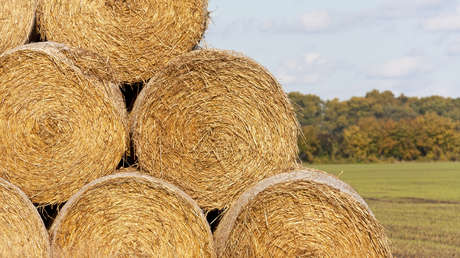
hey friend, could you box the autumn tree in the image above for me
[288,90,460,163]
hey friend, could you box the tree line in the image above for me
[288,90,460,163]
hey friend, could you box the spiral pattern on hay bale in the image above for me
[37,0,209,83]
[0,177,50,257]
[0,0,36,54]
[131,49,300,211]
[50,171,216,257]
[214,169,392,257]
[0,42,128,204]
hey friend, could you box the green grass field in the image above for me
[310,162,460,258]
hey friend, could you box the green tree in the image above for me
[289,90,460,163]
[288,92,323,126]
[298,125,321,163]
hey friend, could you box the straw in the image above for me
[214,169,392,257]
[50,171,216,257]
[0,42,128,204]
[131,49,300,211]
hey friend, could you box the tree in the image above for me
[411,113,460,161]
[343,125,372,161]
[288,90,460,162]
[298,125,321,163]
[288,92,323,126]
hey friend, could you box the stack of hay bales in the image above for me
[37,0,209,83]
[214,169,392,257]
[0,0,36,54]
[0,178,50,257]
[0,42,128,204]
[0,0,392,257]
[50,170,215,257]
[130,49,300,211]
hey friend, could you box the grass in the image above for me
[310,162,460,258]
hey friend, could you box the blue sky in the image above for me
[204,0,460,100]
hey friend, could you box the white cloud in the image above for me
[352,0,454,26]
[280,53,328,71]
[208,11,334,36]
[424,15,460,31]
[256,11,334,34]
[277,71,320,85]
[300,11,332,32]
[301,74,321,84]
[304,53,327,66]
[277,72,297,85]
[448,43,460,55]
[386,0,445,8]
[414,0,444,5]
[443,36,460,55]
[423,6,460,31]
[275,53,333,86]
[369,56,430,78]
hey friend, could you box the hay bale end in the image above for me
[0,177,50,257]
[214,169,392,257]
[37,0,209,83]
[0,42,128,204]
[0,0,36,54]
[131,49,300,211]
[50,170,216,257]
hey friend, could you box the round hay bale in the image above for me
[214,169,392,257]
[50,171,216,257]
[131,49,300,210]
[37,0,209,83]
[0,177,50,257]
[0,42,128,205]
[0,0,36,54]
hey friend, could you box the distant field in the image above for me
[310,162,460,258]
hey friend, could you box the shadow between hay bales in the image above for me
[117,155,134,169]
[118,82,145,168]
[28,18,43,43]
[206,209,224,232]
[36,203,65,229]
[121,82,144,113]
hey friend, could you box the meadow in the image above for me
[311,162,460,258]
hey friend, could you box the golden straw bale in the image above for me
[50,171,216,257]
[0,0,36,54]
[0,42,128,205]
[37,0,209,83]
[131,49,300,211]
[0,177,50,257]
[214,169,392,257]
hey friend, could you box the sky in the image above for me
[203,0,460,100]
